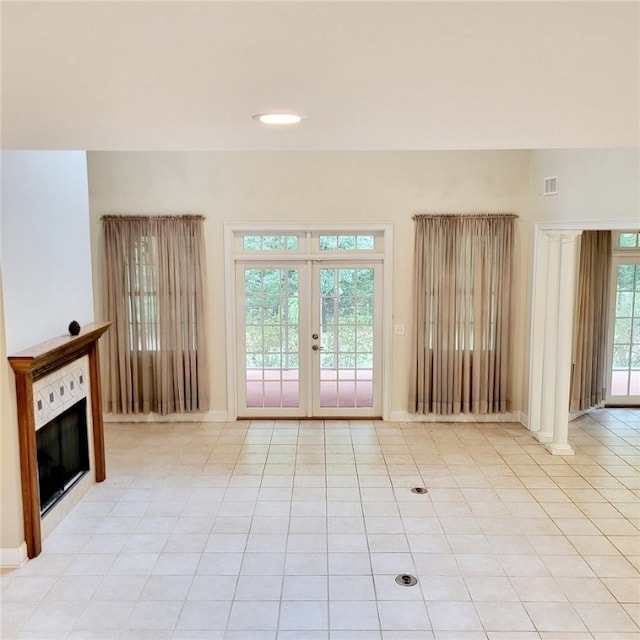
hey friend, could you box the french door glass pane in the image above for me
[611,264,640,396]
[244,268,299,408]
[319,267,374,408]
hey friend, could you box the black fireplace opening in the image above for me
[36,397,89,516]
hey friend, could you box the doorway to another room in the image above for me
[607,231,640,405]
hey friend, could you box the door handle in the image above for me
[312,344,324,351]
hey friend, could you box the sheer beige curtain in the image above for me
[570,230,611,412]
[102,215,209,415]
[409,214,516,415]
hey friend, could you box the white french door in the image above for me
[311,262,381,417]
[235,259,382,418]
[606,253,640,405]
[237,262,307,417]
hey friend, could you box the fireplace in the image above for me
[9,321,110,558]
[37,398,89,515]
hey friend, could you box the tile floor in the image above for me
[1,408,639,639]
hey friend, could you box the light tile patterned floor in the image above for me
[1,408,639,639]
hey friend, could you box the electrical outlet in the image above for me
[394,324,405,335]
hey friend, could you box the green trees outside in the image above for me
[613,264,640,370]
[244,266,374,370]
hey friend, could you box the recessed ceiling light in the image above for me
[253,113,305,125]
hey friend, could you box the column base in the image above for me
[534,431,553,444]
[546,442,575,456]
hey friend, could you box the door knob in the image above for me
[312,344,324,351]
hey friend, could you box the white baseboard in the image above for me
[104,410,228,423]
[389,410,523,424]
[106,410,525,425]
[569,408,592,421]
[0,542,27,569]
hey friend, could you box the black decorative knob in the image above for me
[68,321,81,336]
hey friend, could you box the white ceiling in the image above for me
[2,1,639,151]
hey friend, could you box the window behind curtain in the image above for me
[409,214,516,415]
[127,234,158,351]
[102,215,208,415]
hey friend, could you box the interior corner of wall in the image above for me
[0,275,25,551]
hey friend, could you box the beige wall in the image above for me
[88,150,531,417]
[529,148,640,224]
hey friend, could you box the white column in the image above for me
[536,234,561,443]
[547,231,581,456]
[527,231,548,434]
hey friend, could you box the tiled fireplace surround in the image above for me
[8,322,110,559]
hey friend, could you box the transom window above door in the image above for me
[243,234,300,252]
[233,229,385,256]
[616,231,640,249]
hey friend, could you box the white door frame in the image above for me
[224,223,393,421]
[527,219,637,454]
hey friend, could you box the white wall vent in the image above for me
[543,176,558,196]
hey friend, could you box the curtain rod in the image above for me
[101,214,205,221]
[412,213,519,220]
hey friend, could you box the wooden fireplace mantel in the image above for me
[9,321,111,558]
